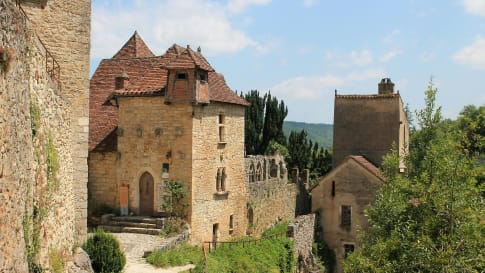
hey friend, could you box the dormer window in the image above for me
[176,72,187,80]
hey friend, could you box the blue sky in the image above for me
[91,0,485,124]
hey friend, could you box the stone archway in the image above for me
[139,172,154,216]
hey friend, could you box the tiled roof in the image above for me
[163,45,214,71]
[90,33,249,151]
[350,155,385,181]
[112,31,155,59]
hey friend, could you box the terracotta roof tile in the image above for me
[164,45,214,71]
[112,31,155,59]
[350,155,385,181]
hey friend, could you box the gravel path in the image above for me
[112,233,195,273]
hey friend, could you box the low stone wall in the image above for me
[288,214,318,273]
[245,154,297,236]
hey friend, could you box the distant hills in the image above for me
[283,121,333,150]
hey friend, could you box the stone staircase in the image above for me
[98,215,166,235]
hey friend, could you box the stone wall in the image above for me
[333,94,405,168]
[88,151,118,211]
[21,0,91,240]
[191,102,247,243]
[0,0,80,270]
[245,154,297,236]
[312,158,383,273]
[288,214,317,273]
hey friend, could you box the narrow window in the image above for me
[221,168,226,191]
[344,244,355,258]
[229,215,234,234]
[218,113,225,124]
[176,72,187,80]
[212,223,219,247]
[216,168,222,192]
[219,126,225,142]
[341,205,351,230]
[331,181,335,197]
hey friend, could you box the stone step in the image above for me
[99,225,161,235]
[109,221,157,229]
[110,216,163,225]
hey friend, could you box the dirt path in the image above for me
[113,233,195,273]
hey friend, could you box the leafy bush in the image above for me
[83,229,126,273]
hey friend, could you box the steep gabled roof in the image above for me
[163,45,214,71]
[112,31,155,59]
[310,155,385,192]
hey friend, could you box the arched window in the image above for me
[256,162,262,181]
[269,159,277,178]
[249,164,255,182]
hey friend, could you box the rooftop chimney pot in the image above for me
[378,77,394,95]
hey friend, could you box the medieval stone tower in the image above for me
[0,0,90,271]
[332,78,409,169]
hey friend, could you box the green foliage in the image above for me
[262,220,289,238]
[313,240,335,273]
[163,180,188,216]
[345,81,485,273]
[159,218,186,238]
[83,229,126,273]
[287,130,332,181]
[30,102,41,137]
[146,243,203,268]
[264,140,290,162]
[49,250,64,273]
[455,104,485,156]
[243,90,287,155]
[243,90,265,155]
[148,223,295,273]
[46,133,60,193]
[283,121,333,149]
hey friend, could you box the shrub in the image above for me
[83,229,126,273]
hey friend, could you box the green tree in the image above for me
[243,91,287,155]
[287,129,312,171]
[345,83,485,273]
[455,104,485,156]
[261,92,288,151]
[243,90,265,155]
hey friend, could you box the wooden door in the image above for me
[139,172,154,216]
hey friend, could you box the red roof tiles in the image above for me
[89,32,249,151]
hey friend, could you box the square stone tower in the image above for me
[332,78,409,169]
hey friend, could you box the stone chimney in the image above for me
[378,78,394,95]
[115,72,129,90]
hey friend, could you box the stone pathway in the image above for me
[112,233,195,273]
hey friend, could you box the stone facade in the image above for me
[313,79,409,273]
[21,0,92,240]
[288,214,316,273]
[245,154,297,236]
[333,79,409,169]
[312,157,384,273]
[88,34,301,245]
[0,0,90,271]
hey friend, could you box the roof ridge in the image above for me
[112,31,155,59]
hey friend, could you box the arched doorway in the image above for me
[139,172,154,216]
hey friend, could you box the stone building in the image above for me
[311,79,409,273]
[89,32,255,244]
[0,0,90,271]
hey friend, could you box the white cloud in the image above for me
[303,0,318,8]
[382,29,401,44]
[462,0,485,17]
[91,0,261,60]
[379,50,402,62]
[226,0,270,13]
[324,50,373,68]
[270,68,384,100]
[453,36,485,68]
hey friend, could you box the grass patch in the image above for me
[147,222,295,273]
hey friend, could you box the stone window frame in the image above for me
[218,112,226,144]
[249,164,255,183]
[340,205,351,231]
[343,243,355,258]
[255,162,262,181]
[331,181,336,197]
[216,167,227,192]
[229,214,234,234]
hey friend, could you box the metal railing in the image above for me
[15,0,61,90]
